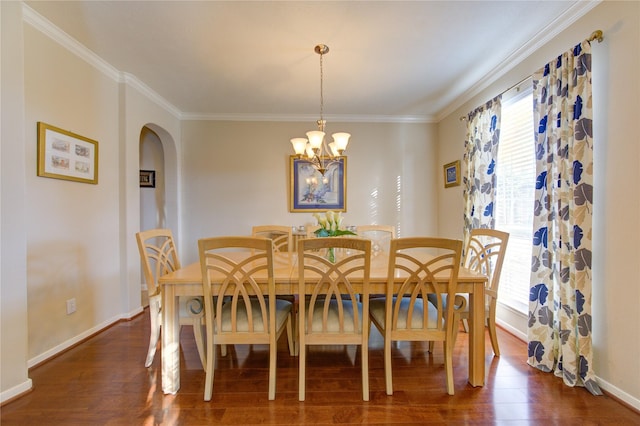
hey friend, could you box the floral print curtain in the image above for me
[462,96,502,246]
[528,40,601,395]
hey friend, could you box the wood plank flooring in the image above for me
[2,310,638,425]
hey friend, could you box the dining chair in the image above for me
[297,237,372,401]
[357,225,396,301]
[355,224,396,256]
[136,228,206,369]
[251,225,293,252]
[369,237,462,395]
[443,228,509,356]
[305,224,320,238]
[198,236,294,401]
[251,225,297,356]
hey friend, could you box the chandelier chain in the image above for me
[319,50,324,130]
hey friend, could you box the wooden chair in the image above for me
[355,224,396,255]
[450,229,509,355]
[369,237,462,395]
[136,229,206,369]
[198,236,294,401]
[305,224,320,238]
[251,225,297,356]
[251,225,293,252]
[297,237,372,401]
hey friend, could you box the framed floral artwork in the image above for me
[289,155,346,212]
[443,160,461,188]
[37,122,99,184]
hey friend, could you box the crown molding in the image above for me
[22,3,181,120]
[22,4,120,82]
[180,112,436,124]
[436,0,602,122]
[23,1,597,126]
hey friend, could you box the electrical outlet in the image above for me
[66,298,76,315]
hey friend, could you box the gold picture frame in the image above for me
[289,155,346,212]
[443,160,460,188]
[37,122,98,184]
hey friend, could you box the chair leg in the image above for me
[268,339,277,400]
[384,336,393,395]
[488,306,500,356]
[428,341,434,353]
[192,318,206,370]
[204,341,216,401]
[361,342,369,401]
[298,345,306,401]
[461,318,469,333]
[444,340,454,395]
[145,301,161,368]
[203,306,216,401]
[286,311,295,357]
[451,313,461,349]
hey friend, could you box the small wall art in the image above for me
[443,160,461,188]
[37,122,98,184]
[139,170,156,188]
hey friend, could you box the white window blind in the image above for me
[495,88,535,313]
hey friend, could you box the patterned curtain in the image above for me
[527,40,601,395]
[462,96,502,246]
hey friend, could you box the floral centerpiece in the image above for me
[312,211,356,262]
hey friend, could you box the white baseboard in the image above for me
[496,301,527,341]
[496,302,639,412]
[596,376,640,412]
[0,378,33,404]
[27,307,143,368]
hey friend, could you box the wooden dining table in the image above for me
[158,250,487,395]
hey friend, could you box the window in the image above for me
[495,87,535,313]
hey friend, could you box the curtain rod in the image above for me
[459,29,604,122]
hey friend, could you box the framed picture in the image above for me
[37,122,98,184]
[443,160,461,188]
[289,155,346,212]
[139,170,156,188]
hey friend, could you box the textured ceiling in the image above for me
[24,1,595,122]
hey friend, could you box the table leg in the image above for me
[162,284,181,394]
[468,282,485,386]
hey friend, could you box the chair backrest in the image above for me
[136,228,181,298]
[356,225,396,255]
[386,237,463,340]
[305,224,320,238]
[464,229,509,299]
[297,237,371,337]
[198,236,275,339]
[252,225,293,253]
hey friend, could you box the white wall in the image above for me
[0,3,184,402]
[1,1,32,402]
[178,120,437,263]
[437,0,640,408]
[23,20,123,361]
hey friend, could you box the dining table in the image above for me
[158,250,488,395]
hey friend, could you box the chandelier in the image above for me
[290,44,351,176]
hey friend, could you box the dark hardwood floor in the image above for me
[2,310,638,425]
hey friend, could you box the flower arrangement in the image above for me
[312,211,356,237]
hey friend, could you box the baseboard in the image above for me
[0,379,33,405]
[597,376,640,412]
[27,307,143,368]
[496,301,527,342]
[495,303,639,412]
